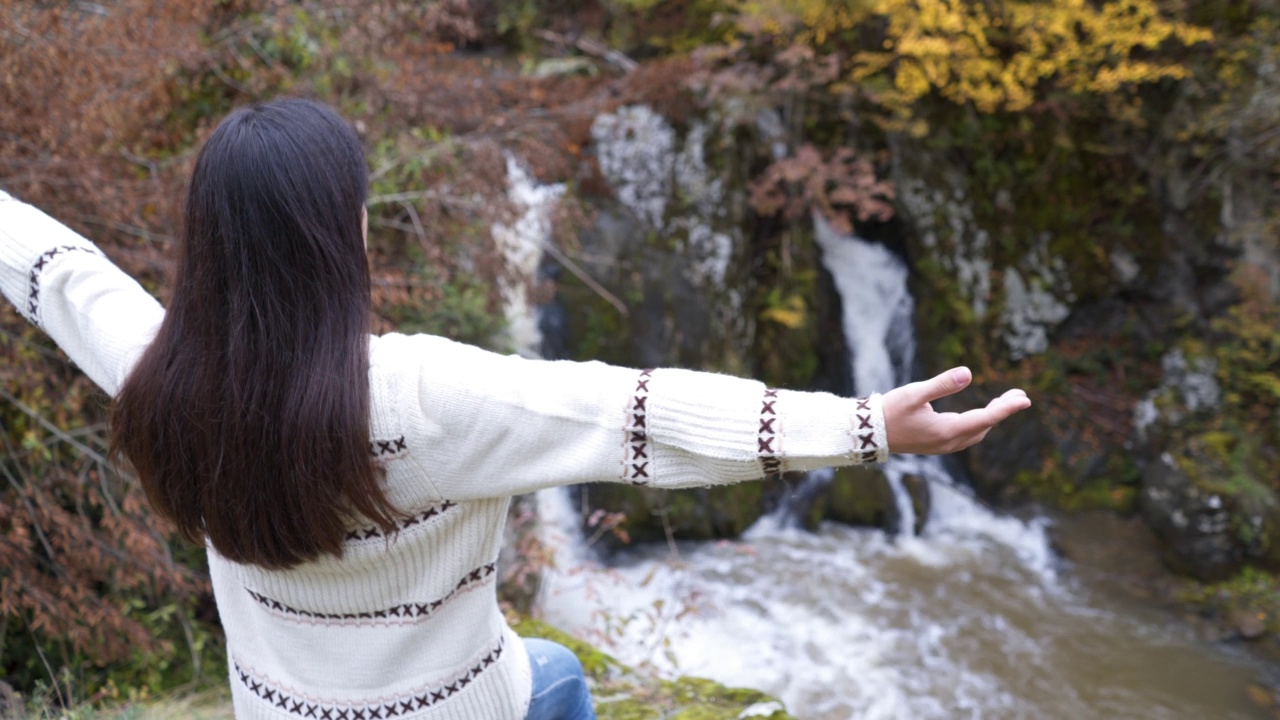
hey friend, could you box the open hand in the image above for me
[881,367,1030,455]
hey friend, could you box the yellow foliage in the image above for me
[761,293,809,328]
[739,0,1212,112]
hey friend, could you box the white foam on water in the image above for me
[535,213,1070,718]
[539,513,1065,719]
[812,213,913,397]
[532,155,1268,720]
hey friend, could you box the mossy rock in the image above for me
[1175,567,1280,644]
[509,617,794,720]
[580,483,767,548]
[802,466,929,535]
[507,618,624,681]
[1140,428,1280,581]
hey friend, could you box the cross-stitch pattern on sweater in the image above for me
[245,561,497,628]
[622,368,654,486]
[233,635,505,718]
[25,245,103,325]
[853,397,881,463]
[368,435,408,459]
[758,388,784,477]
[344,501,457,543]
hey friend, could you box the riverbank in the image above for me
[7,618,792,720]
[538,482,1280,720]
[1049,507,1280,713]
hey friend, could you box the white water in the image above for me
[532,215,1087,718]
[492,154,564,358]
[514,147,1269,719]
[812,213,920,536]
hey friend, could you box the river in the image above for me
[494,154,1278,719]
[536,485,1275,719]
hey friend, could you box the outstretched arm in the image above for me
[397,334,1029,502]
[0,191,164,396]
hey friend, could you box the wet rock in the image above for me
[804,466,892,530]
[1246,683,1276,710]
[1134,350,1221,443]
[796,466,930,535]
[1133,347,1280,580]
[580,482,767,549]
[1140,451,1245,581]
[1231,609,1269,641]
[902,473,932,534]
[1137,434,1280,581]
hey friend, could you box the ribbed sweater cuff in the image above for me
[774,389,889,469]
[636,367,889,486]
[0,191,102,324]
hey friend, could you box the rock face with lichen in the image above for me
[558,105,766,545]
[884,71,1280,594]
[547,39,1280,595]
[1134,352,1280,581]
[558,104,893,545]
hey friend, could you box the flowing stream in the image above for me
[497,155,1276,719]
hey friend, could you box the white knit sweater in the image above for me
[0,190,889,720]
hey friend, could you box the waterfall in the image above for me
[492,154,565,358]
[812,213,922,536]
[532,191,1069,718]
[524,118,1267,719]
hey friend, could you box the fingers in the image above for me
[908,366,973,404]
[948,390,1031,437]
[884,374,1031,455]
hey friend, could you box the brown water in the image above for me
[540,486,1279,719]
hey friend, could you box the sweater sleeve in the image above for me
[0,191,164,397]
[404,334,889,501]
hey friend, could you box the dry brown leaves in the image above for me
[0,0,709,687]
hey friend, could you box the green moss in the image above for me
[665,676,771,704]
[583,483,766,547]
[752,234,826,392]
[508,618,622,680]
[1161,419,1280,567]
[597,699,664,720]
[1009,451,1140,515]
[1176,567,1280,634]
[806,466,896,530]
[382,270,508,351]
[509,617,794,719]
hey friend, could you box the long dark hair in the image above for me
[112,98,399,569]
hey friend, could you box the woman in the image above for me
[0,98,1029,720]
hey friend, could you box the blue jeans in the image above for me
[523,638,596,720]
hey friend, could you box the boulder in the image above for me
[1140,450,1248,581]
[552,104,853,544]
[801,466,929,535]
[579,482,768,548]
[1139,443,1280,582]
